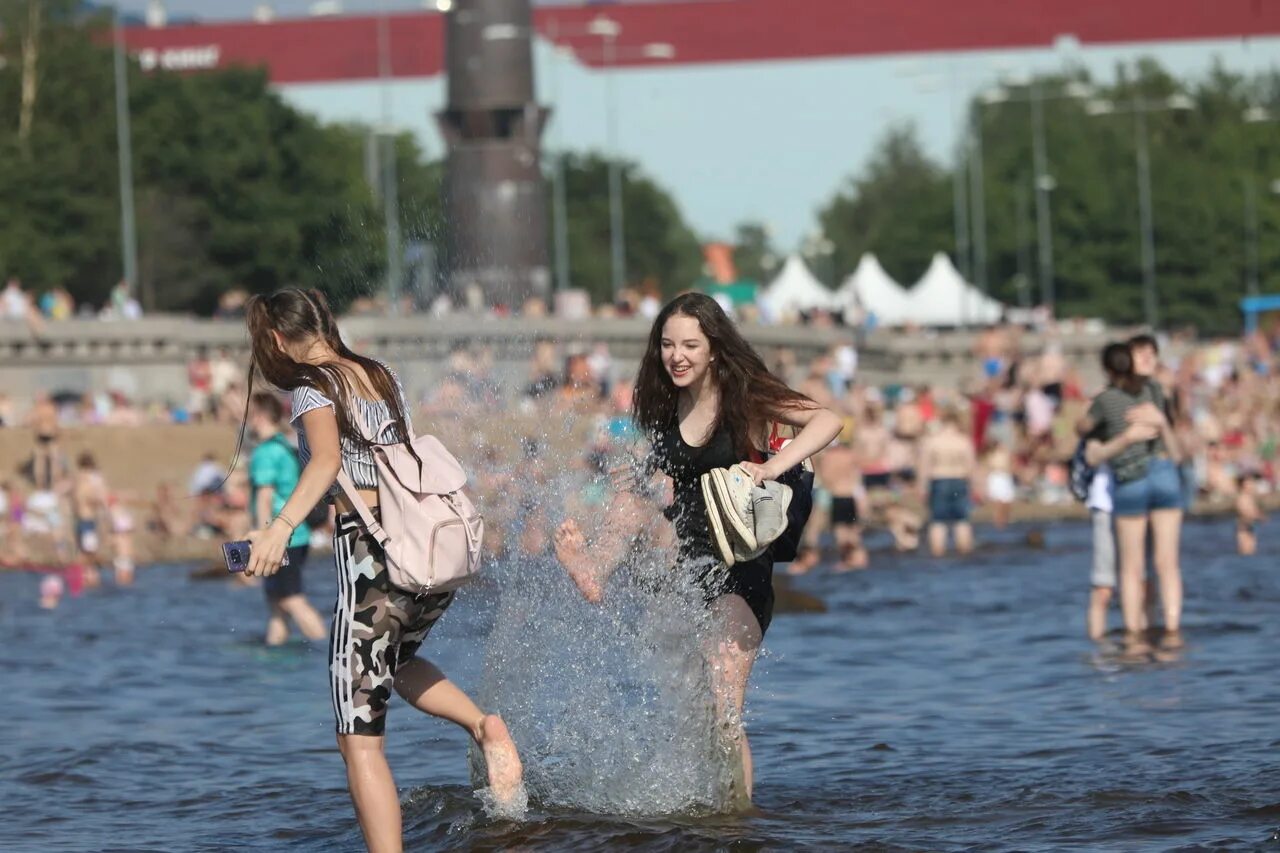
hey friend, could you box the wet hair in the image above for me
[249,391,284,425]
[632,292,816,458]
[1127,333,1159,354]
[234,288,418,472]
[1101,342,1143,393]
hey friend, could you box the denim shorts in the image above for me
[1112,458,1183,518]
[929,478,971,523]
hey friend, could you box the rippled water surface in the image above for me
[4,516,1280,851]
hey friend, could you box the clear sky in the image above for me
[117,3,1280,253]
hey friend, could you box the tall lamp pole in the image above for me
[1029,80,1055,311]
[113,6,140,305]
[377,2,402,309]
[586,16,626,300]
[1086,91,1194,329]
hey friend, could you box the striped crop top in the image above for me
[289,365,412,497]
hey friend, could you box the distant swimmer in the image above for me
[1235,473,1265,556]
[556,293,841,808]
[919,409,976,557]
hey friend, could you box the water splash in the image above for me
[476,551,739,816]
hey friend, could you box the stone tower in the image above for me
[438,0,550,308]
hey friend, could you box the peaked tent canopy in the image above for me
[838,253,912,326]
[761,255,835,317]
[906,253,1004,327]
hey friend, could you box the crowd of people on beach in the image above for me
[3,317,1275,587]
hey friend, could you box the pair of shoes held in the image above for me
[701,464,793,567]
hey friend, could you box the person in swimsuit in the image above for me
[71,452,109,588]
[918,409,977,557]
[553,293,841,806]
[238,288,522,851]
[813,435,869,571]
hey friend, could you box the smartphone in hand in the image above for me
[222,541,289,573]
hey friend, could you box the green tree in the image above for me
[730,221,778,284]
[818,123,955,287]
[0,11,450,315]
[554,151,702,304]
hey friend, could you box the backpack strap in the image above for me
[334,468,389,547]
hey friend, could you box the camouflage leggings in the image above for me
[330,512,455,736]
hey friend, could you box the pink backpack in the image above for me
[335,418,484,595]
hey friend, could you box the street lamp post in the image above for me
[112,6,140,305]
[544,20,673,301]
[968,107,988,295]
[1086,92,1193,329]
[1029,80,1055,311]
[544,25,572,294]
[1243,107,1277,299]
[583,16,626,300]
[377,2,402,310]
[1132,100,1158,328]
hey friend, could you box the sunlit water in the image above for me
[4,516,1279,851]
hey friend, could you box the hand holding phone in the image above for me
[222,540,289,574]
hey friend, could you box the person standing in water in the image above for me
[239,289,522,852]
[71,452,109,588]
[1080,342,1183,653]
[247,392,327,646]
[918,409,976,557]
[554,293,841,806]
[812,433,869,571]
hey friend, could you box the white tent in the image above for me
[905,252,1004,326]
[838,253,912,326]
[761,255,835,318]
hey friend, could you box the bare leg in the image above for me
[337,733,403,853]
[1150,508,1183,639]
[954,522,974,555]
[279,594,327,641]
[927,522,947,557]
[1114,515,1150,646]
[265,605,289,646]
[706,594,762,807]
[394,658,522,801]
[1237,526,1256,556]
[1087,586,1113,641]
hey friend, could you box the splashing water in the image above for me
[475,554,739,816]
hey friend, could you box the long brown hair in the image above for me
[231,288,418,470]
[632,292,815,457]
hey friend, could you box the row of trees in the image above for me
[815,61,1280,332]
[2,7,1277,329]
[0,7,703,313]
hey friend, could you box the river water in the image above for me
[3,516,1278,851]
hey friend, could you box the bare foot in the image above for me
[1158,629,1184,651]
[476,714,523,806]
[1120,631,1152,661]
[554,520,603,602]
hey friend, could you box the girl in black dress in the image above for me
[555,293,841,805]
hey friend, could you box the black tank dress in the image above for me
[651,421,776,636]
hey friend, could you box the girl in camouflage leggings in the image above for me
[239,288,523,852]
